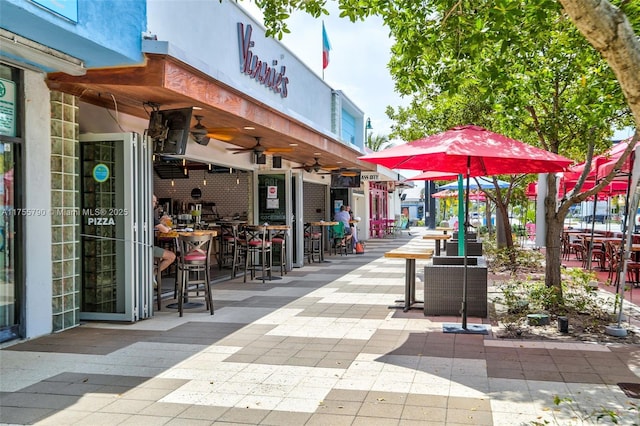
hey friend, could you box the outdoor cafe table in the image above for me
[384,248,434,312]
[422,234,451,256]
[436,226,454,235]
[310,221,338,262]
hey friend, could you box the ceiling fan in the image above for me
[226,137,294,156]
[293,157,340,173]
[189,115,239,144]
[318,167,360,177]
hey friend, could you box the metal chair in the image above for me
[242,225,272,283]
[330,223,351,256]
[176,234,214,316]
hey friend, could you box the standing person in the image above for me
[153,195,176,281]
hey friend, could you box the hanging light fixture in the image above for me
[203,170,207,186]
[171,179,175,187]
[236,172,240,185]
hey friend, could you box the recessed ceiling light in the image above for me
[244,126,255,130]
[314,152,321,156]
[336,161,343,164]
[289,143,298,147]
[193,106,202,110]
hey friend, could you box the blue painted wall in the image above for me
[0,0,145,69]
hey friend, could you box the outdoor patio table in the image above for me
[436,226,454,235]
[310,221,338,262]
[384,248,434,312]
[422,234,451,256]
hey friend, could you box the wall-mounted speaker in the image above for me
[256,153,266,164]
[272,156,282,168]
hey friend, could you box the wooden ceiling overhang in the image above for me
[46,53,373,171]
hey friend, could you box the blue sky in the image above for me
[239,1,408,142]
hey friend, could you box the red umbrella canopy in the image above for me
[563,135,638,181]
[359,125,574,176]
[406,170,460,181]
[432,189,458,198]
[559,177,629,196]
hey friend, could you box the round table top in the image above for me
[422,234,452,240]
[384,249,434,260]
[158,229,218,238]
[310,221,339,226]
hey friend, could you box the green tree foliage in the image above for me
[365,133,391,152]
[249,0,640,297]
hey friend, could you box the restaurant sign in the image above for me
[360,171,398,182]
[237,23,289,98]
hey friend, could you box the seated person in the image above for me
[334,205,355,248]
[153,195,176,284]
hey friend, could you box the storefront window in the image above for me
[0,63,21,342]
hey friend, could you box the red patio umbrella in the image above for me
[359,125,573,175]
[360,125,573,332]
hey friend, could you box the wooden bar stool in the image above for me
[219,223,243,278]
[271,232,287,276]
[304,223,322,263]
[176,234,214,316]
[243,225,272,283]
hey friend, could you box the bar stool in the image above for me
[176,234,214,317]
[153,258,162,311]
[304,223,322,263]
[243,225,272,283]
[219,223,242,278]
[270,232,287,276]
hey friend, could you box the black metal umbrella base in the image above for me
[442,323,490,335]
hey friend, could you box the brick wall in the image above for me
[153,171,250,220]
[303,181,327,222]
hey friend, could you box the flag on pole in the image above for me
[322,21,331,70]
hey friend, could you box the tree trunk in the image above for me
[496,199,516,264]
[559,0,640,130]
[544,174,565,300]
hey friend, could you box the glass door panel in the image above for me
[0,143,17,341]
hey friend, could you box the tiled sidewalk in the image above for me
[1,236,639,425]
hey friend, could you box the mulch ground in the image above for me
[487,267,640,345]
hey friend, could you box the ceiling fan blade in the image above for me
[226,147,251,153]
[206,127,238,142]
[207,132,236,142]
[265,147,295,153]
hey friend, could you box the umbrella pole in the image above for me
[462,159,471,330]
[587,187,599,270]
